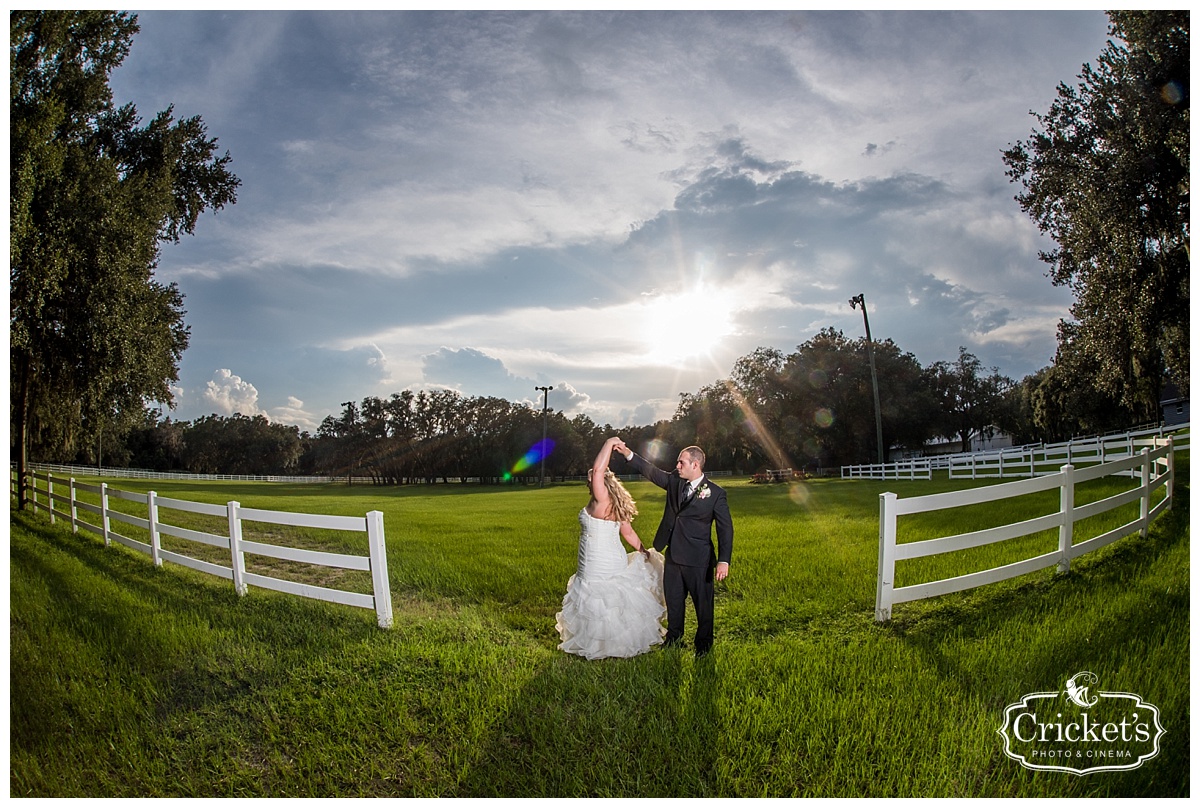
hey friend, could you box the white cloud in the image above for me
[268,396,320,433]
[202,369,264,417]
[241,181,648,275]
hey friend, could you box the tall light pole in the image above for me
[535,385,553,487]
[850,294,885,465]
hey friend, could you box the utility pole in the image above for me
[850,294,885,465]
[342,401,354,486]
[535,385,553,487]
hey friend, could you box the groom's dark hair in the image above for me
[683,445,706,470]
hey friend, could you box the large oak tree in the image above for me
[10,11,239,504]
[1002,11,1189,422]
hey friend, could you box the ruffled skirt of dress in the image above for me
[556,549,667,660]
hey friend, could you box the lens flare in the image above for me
[643,438,670,463]
[1161,80,1184,105]
[511,438,555,475]
[722,380,795,471]
[814,408,834,429]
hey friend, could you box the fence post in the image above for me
[875,492,898,622]
[1139,448,1151,537]
[70,477,79,534]
[48,473,56,525]
[148,490,163,567]
[366,510,393,628]
[1058,464,1075,574]
[227,501,248,596]
[101,482,112,547]
[1166,436,1175,508]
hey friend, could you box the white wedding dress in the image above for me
[556,508,667,660]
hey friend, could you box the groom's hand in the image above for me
[716,562,729,582]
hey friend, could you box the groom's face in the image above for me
[675,451,703,482]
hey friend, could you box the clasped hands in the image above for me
[609,436,630,457]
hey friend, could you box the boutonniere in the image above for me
[697,483,711,499]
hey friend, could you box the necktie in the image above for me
[680,482,693,507]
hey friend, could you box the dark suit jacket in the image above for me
[628,453,733,568]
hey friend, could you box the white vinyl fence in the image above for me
[841,459,932,480]
[947,425,1190,480]
[842,423,1187,481]
[13,470,394,628]
[874,438,1174,622]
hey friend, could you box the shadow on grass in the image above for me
[10,511,383,750]
[453,642,724,798]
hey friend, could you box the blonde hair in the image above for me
[602,470,638,523]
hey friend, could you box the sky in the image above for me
[106,9,1116,434]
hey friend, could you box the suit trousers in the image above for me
[663,556,715,654]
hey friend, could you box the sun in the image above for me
[639,286,737,364]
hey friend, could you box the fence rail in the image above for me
[11,469,393,628]
[874,438,1174,621]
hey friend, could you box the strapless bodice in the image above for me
[575,507,627,581]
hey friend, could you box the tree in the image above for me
[777,329,863,468]
[179,414,301,475]
[1025,324,1139,442]
[1002,11,1189,422]
[124,413,186,471]
[924,347,1013,452]
[10,11,239,506]
[774,330,934,467]
[674,381,760,473]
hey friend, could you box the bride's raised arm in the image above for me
[589,436,623,509]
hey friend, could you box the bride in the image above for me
[556,437,666,660]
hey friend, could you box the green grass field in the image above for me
[10,461,1190,797]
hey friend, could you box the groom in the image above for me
[614,439,733,657]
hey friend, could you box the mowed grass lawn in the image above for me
[10,459,1190,797]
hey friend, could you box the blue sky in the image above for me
[107,9,1114,433]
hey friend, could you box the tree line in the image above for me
[54,330,1154,482]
